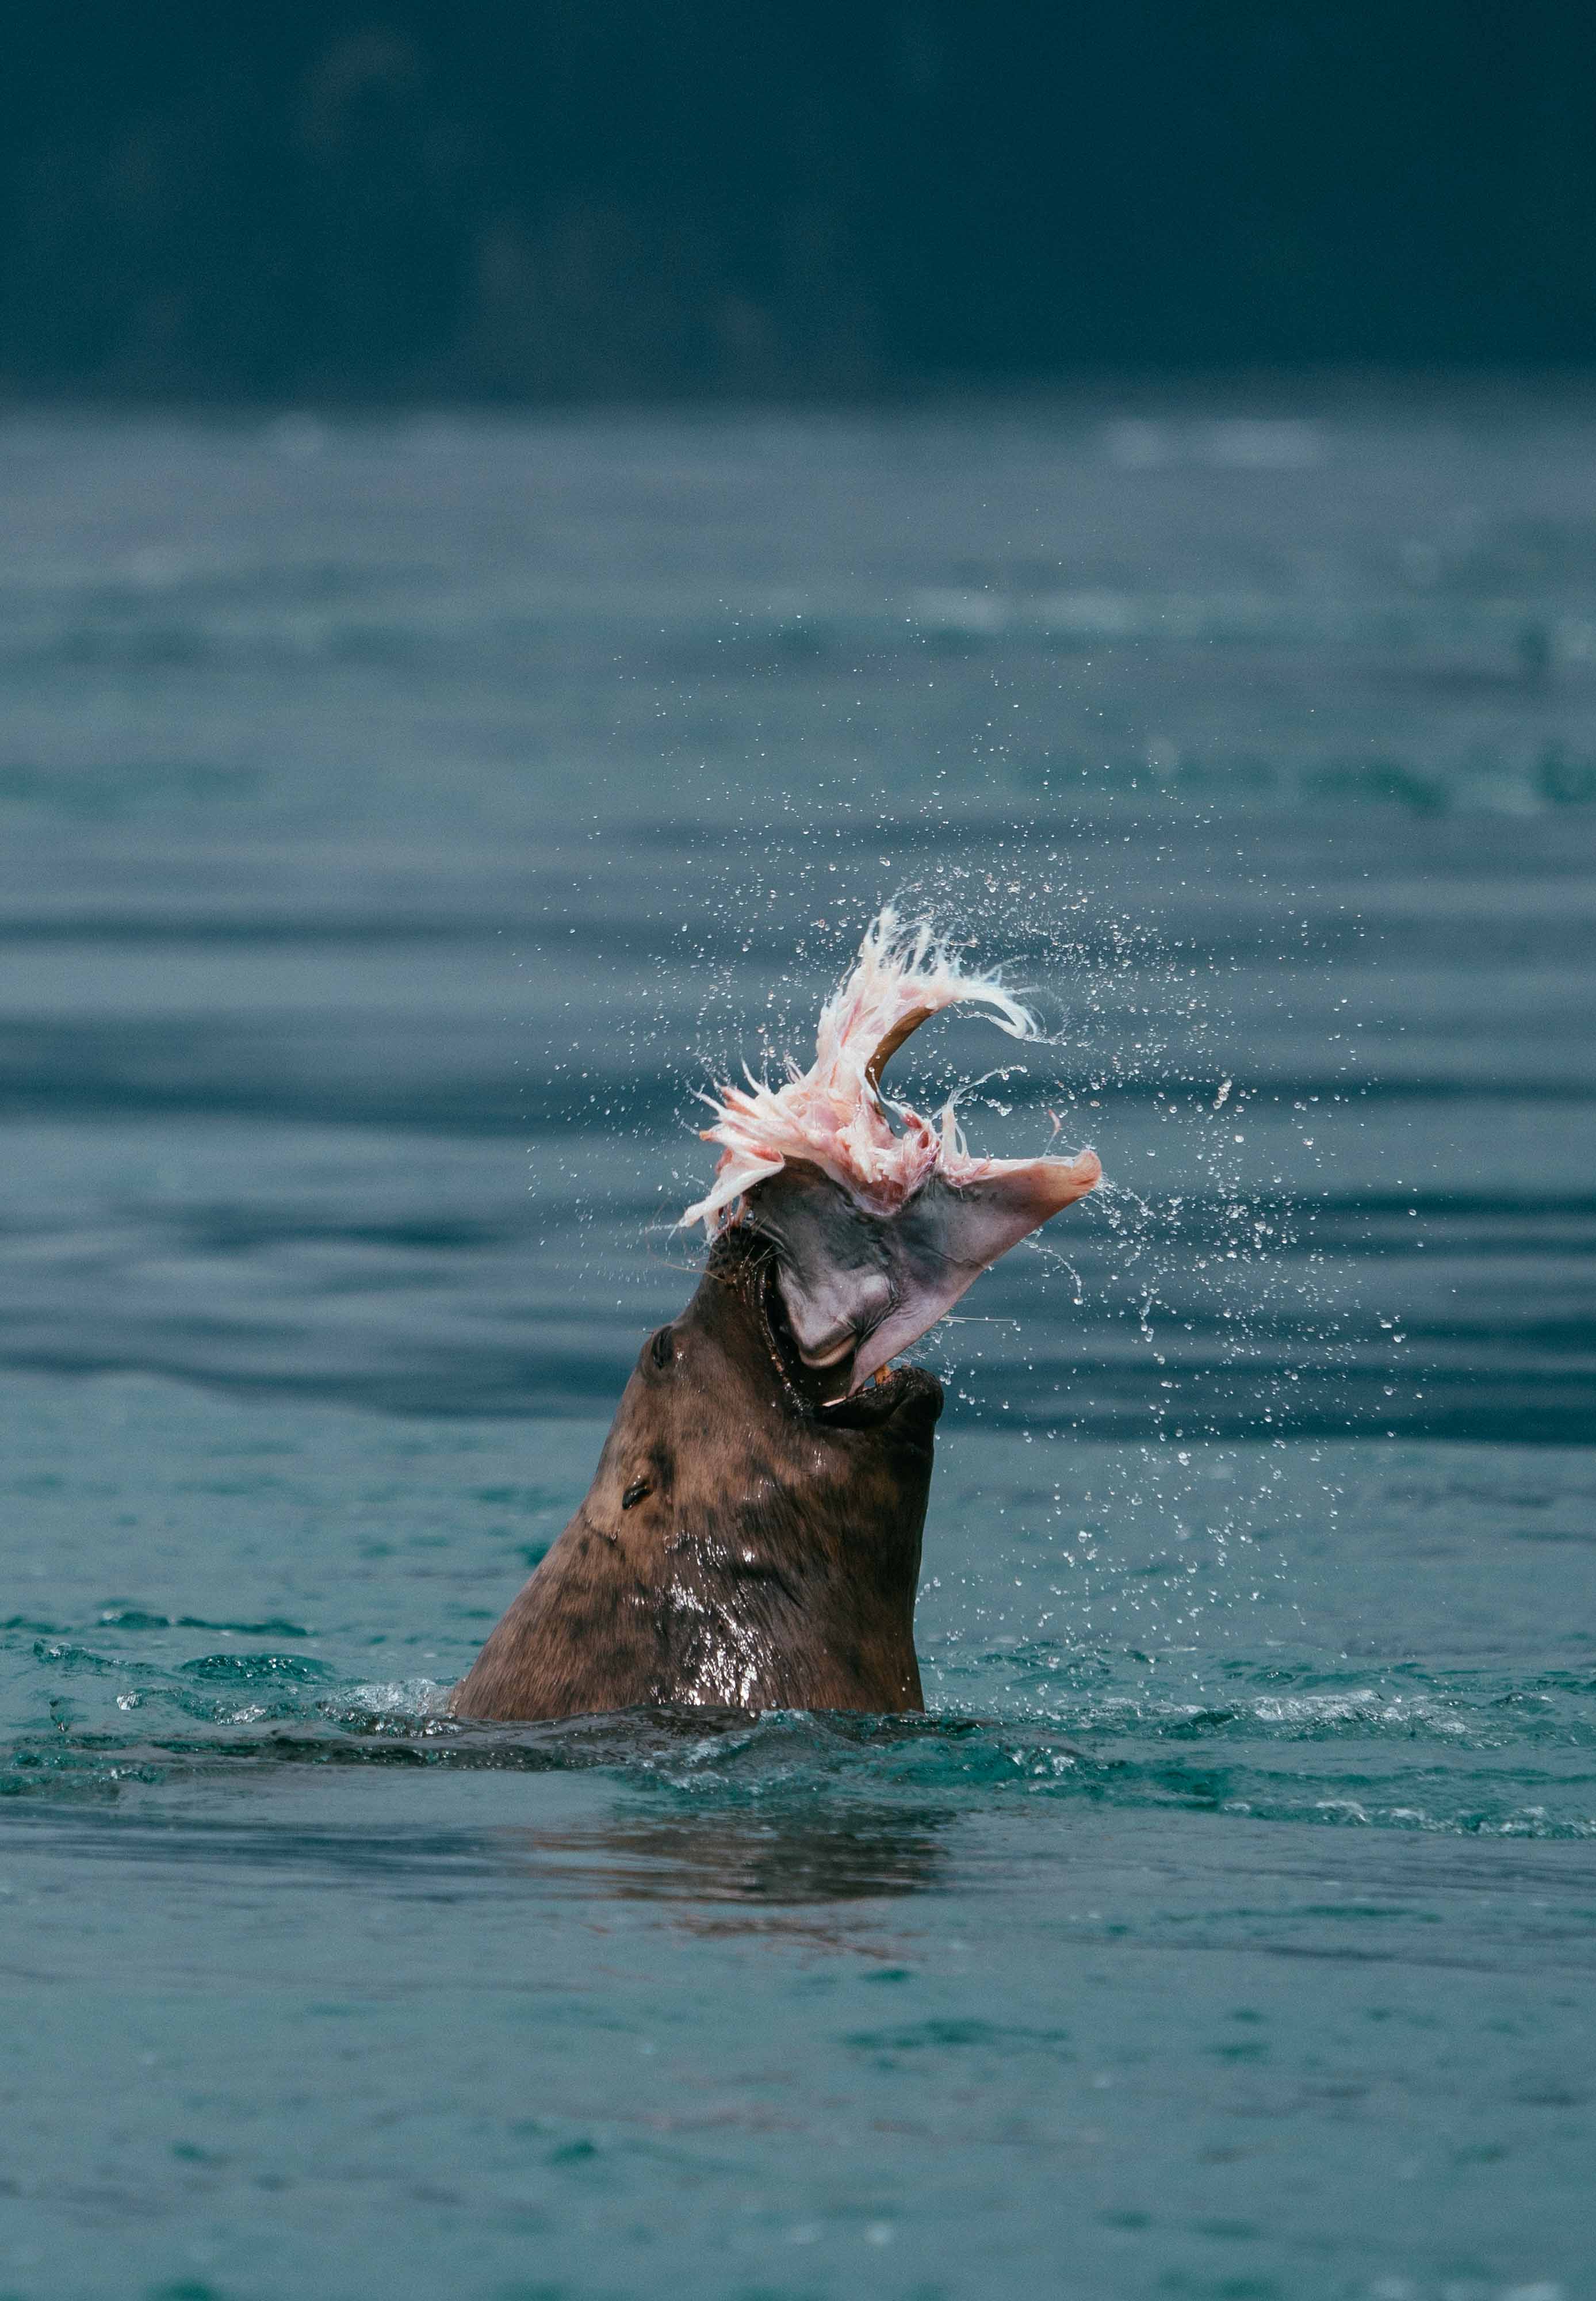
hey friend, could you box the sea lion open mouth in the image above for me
[756,1245,859,1409]
[755,1247,936,1431]
[451,909,1099,1724]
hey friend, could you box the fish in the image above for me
[682,908,1101,1398]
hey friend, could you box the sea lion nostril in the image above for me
[649,1327,675,1370]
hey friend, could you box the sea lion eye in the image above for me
[649,1327,675,1370]
[622,1477,652,1509]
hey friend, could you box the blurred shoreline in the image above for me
[9,365,1596,419]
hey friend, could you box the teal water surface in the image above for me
[2,1376,1592,2300]
[1,394,1594,2299]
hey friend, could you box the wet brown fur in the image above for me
[451,1233,941,1721]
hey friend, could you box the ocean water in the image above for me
[1,391,1593,2300]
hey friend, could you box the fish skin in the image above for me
[743,1149,1101,1391]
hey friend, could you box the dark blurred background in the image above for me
[7,0,1596,400]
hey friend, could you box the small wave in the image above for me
[337,1677,452,1721]
[5,1660,1593,1840]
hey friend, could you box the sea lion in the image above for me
[453,912,1100,1722]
